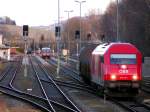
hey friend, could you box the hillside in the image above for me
[0,25,55,46]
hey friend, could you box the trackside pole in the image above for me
[76,41,79,70]
[22,25,28,77]
[56,26,61,78]
[104,94,106,104]
[24,36,27,77]
[24,62,27,77]
[104,90,107,104]
[56,55,60,78]
[56,0,60,78]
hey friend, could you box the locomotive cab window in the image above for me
[110,54,136,64]
[42,48,51,53]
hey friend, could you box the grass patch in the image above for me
[16,48,24,53]
[0,62,4,71]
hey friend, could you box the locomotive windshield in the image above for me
[110,54,136,64]
[42,48,50,53]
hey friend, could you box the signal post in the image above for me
[55,26,61,78]
[23,25,29,77]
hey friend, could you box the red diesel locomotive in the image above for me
[79,42,142,95]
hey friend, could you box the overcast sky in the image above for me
[0,0,114,26]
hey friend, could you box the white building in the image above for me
[0,35,10,60]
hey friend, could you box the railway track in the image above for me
[0,85,50,111]
[0,56,22,87]
[49,58,82,83]
[40,79,96,94]
[0,56,52,112]
[45,57,98,94]
[30,56,81,112]
[46,56,150,112]
[12,56,45,97]
[141,77,150,93]
[111,98,150,112]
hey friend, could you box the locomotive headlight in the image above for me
[132,75,138,81]
[110,74,116,81]
[121,65,127,69]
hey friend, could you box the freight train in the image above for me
[79,42,142,96]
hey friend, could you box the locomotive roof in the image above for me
[92,43,110,55]
[92,42,137,55]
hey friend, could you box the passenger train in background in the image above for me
[79,42,142,97]
[41,47,51,59]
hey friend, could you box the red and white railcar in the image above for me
[41,47,51,59]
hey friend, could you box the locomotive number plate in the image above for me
[119,69,128,74]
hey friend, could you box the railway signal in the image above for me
[23,25,29,36]
[55,26,61,38]
[75,30,80,57]
[75,30,80,39]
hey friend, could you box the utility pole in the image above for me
[75,0,86,54]
[64,10,73,61]
[56,0,61,78]
[117,0,119,41]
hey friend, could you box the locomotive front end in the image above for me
[103,43,142,93]
[105,54,141,89]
